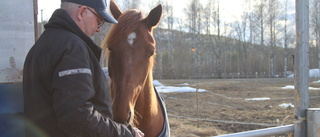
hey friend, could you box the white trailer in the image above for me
[0,0,36,137]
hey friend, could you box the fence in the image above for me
[213,108,320,137]
[213,0,312,136]
[213,124,294,137]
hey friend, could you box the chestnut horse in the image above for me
[102,1,170,137]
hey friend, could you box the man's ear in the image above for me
[77,6,87,21]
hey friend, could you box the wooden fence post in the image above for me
[196,88,199,128]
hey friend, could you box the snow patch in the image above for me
[153,80,162,86]
[281,85,320,90]
[156,85,206,93]
[153,80,206,93]
[279,103,294,108]
[245,97,270,101]
[288,68,320,78]
[281,85,294,89]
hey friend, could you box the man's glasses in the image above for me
[86,7,105,28]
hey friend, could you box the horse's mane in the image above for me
[102,9,144,52]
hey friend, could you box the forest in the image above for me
[39,0,320,79]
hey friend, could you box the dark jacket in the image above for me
[23,9,135,137]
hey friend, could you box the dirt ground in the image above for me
[158,78,320,137]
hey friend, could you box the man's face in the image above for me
[81,6,105,37]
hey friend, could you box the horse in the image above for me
[102,1,170,137]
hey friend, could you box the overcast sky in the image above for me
[38,0,291,23]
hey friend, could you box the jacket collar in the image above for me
[44,9,102,61]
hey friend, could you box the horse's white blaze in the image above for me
[127,32,137,46]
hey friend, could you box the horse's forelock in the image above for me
[105,9,144,50]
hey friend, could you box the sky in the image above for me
[37,0,60,21]
[37,0,296,39]
[37,0,249,23]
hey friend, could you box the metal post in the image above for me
[33,0,38,41]
[294,0,309,136]
[307,108,320,137]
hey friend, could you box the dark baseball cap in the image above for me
[61,0,118,23]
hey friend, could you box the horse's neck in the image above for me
[136,76,162,115]
[137,77,159,114]
[135,76,164,136]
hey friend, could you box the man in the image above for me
[23,0,144,136]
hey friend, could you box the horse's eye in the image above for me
[148,50,155,58]
[108,47,112,52]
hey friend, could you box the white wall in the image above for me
[0,0,35,83]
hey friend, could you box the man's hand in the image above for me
[133,128,144,137]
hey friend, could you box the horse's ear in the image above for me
[146,4,162,28]
[110,0,122,20]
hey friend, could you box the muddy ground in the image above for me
[158,78,320,137]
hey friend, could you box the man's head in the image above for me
[61,0,117,23]
[61,0,117,37]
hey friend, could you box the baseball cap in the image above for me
[61,0,118,23]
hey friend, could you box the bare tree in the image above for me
[121,0,141,9]
[123,0,301,79]
[310,0,320,73]
[245,0,255,74]
[252,0,267,74]
[205,0,222,78]
[266,0,281,77]
[204,0,214,76]
[233,13,248,76]
[163,0,175,78]
[283,0,289,77]
[238,1,255,76]
[213,1,222,78]
[185,0,203,77]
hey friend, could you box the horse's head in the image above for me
[102,0,162,126]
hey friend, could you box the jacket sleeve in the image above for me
[51,42,135,137]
